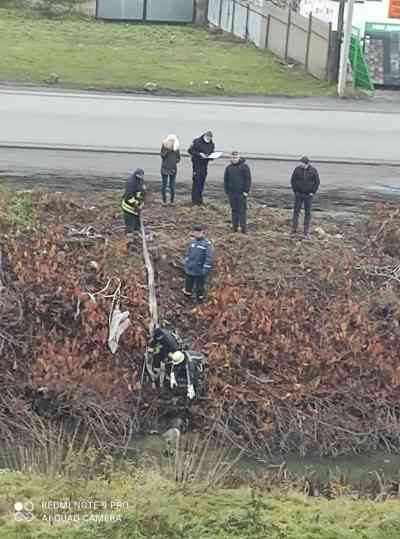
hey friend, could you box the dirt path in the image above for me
[1,149,400,219]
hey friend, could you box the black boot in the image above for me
[292,214,299,234]
[126,233,134,254]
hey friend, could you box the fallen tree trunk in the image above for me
[0,244,4,292]
[140,216,163,388]
[140,217,159,333]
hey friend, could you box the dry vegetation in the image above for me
[1,187,400,459]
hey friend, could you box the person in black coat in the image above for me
[121,168,145,234]
[160,134,181,205]
[224,151,252,234]
[148,327,183,366]
[291,156,320,238]
[188,130,215,206]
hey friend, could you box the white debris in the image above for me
[108,306,131,354]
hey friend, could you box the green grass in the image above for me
[0,470,399,538]
[0,184,36,231]
[0,7,334,96]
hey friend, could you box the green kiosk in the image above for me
[364,22,400,86]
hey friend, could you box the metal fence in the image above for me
[96,0,194,22]
[208,0,333,80]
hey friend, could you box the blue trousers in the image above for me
[161,173,176,203]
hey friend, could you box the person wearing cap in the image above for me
[169,351,197,400]
[188,131,215,206]
[290,157,320,238]
[146,328,202,400]
[224,151,252,234]
[183,224,213,301]
[148,327,183,365]
[146,326,184,389]
[121,168,146,249]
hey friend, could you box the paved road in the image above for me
[1,87,400,163]
[2,148,400,204]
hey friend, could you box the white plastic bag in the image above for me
[108,305,131,354]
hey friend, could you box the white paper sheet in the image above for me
[206,152,222,160]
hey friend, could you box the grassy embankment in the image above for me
[1,469,400,539]
[0,7,334,96]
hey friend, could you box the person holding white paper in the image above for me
[188,130,215,206]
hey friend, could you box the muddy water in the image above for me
[132,434,400,483]
[1,433,399,484]
[246,452,400,482]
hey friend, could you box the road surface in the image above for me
[1,87,400,163]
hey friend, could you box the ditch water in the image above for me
[132,434,400,483]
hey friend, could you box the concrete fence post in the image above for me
[194,0,210,25]
[326,22,333,81]
[305,12,312,72]
[245,4,250,40]
[284,7,292,61]
[231,0,236,34]
[265,14,271,49]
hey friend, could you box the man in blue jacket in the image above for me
[183,224,213,302]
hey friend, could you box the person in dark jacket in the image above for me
[148,327,183,366]
[183,224,213,301]
[121,169,145,248]
[291,156,320,238]
[160,134,181,205]
[224,151,252,234]
[188,130,215,206]
[146,327,204,400]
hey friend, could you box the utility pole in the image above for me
[336,0,345,80]
[337,0,355,97]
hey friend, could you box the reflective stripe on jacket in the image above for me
[122,169,145,215]
[121,192,144,215]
